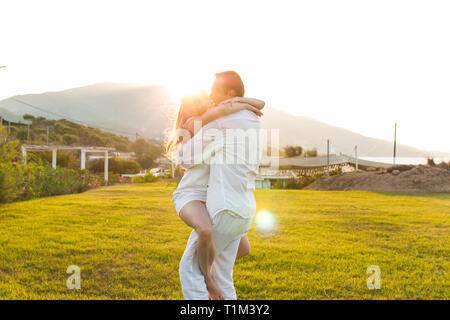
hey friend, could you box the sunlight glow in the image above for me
[255,210,277,233]
[165,72,214,105]
[1,0,449,152]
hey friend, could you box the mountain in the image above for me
[0,106,27,123]
[1,83,448,158]
[0,83,177,139]
[260,109,449,157]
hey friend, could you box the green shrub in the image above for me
[0,141,20,203]
[0,162,136,204]
[89,158,141,174]
[37,151,77,169]
[107,173,133,184]
[133,173,161,183]
[329,167,342,176]
[0,140,19,162]
[273,172,326,190]
[0,164,18,203]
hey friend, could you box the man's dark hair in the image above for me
[215,71,245,97]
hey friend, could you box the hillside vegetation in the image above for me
[1,114,163,170]
[5,114,130,151]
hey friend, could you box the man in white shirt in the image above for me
[175,71,263,299]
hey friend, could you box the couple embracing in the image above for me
[167,71,264,300]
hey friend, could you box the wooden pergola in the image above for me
[21,145,115,181]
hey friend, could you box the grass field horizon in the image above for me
[0,182,448,299]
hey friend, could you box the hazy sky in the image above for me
[1,0,449,153]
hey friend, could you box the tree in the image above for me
[63,134,79,145]
[294,146,303,156]
[15,127,28,141]
[23,114,35,122]
[89,158,142,174]
[305,148,318,157]
[128,138,163,169]
[283,145,303,158]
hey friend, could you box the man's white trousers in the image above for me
[179,210,252,300]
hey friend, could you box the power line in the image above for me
[10,97,138,137]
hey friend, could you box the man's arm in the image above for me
[183,97,265,136]
[174,122,224,169]
[231,97,265,110]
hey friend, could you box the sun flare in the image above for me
[255,210,277,233]
[165,73,214,105]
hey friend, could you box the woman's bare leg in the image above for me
[236,235,250,259]
[209,234,251,290]
[179,201,224,300]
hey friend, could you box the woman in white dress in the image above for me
[167,91,264,299]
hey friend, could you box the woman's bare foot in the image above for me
[205,276,224,300]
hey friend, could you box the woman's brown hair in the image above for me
[166,91,212,154]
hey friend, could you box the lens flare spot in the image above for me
[255,210,276,233]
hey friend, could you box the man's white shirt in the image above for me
[175,109,262,219]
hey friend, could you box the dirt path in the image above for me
[306,165,450,192]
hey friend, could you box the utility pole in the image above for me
[393,123,397,165]
[27,124,30,144]
[355,145,358,171]
[327,139,330,175]
[46,127,49,145]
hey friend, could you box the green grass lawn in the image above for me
[0,182,449,299]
